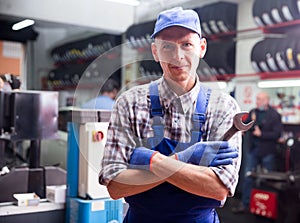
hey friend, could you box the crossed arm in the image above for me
[107,154,228,201]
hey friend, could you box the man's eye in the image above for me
[183,43,192,48]
[163,44,173,50]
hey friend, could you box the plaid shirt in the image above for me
[99,77,242,196]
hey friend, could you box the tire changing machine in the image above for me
[65,109,123,223]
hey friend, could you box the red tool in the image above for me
[221,111,254,141]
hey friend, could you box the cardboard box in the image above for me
[13,193,40,206]
[46,185,66,203]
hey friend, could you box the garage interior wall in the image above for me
[0,40,23,76]
[1,0,299,117]
[0,2,300,221]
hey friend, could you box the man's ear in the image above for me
[151,42,159,62]
[199,38,207,59]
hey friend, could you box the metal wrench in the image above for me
[221,111,254,141]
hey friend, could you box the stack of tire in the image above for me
[250,36,300,73]
[125,20,155,50]
[47,63,89,88]
[125,21,161,79]
[191,2,237,80]
[48,34,122,89]
[51,34,122,66]
[197,40,236,79]
[252,0,300,27]
[139,60,162,77]
[194,2,237,37]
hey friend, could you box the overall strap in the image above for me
[148,82,178,155]
[149,81,164,127]
[191,85,211,143]
[149,82,164,143]
[149,81,211,143]
[149,82,164,118]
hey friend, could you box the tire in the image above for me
[280,0,300,21]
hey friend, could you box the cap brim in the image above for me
[151,24,201,39]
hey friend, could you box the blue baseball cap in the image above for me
[151,7,201,39]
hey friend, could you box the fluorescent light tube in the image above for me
[258,79,300,88]
[12,19,35,31]
[105,0,140,6]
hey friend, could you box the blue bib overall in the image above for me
[124,82,221,223]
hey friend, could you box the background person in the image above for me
[0,74,22,169]
[232,91,283,213]
[0,73,21,91]
[99,7,242,223]
[0,76,4,89]
[81,78,120,110]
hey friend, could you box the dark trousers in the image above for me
[241,147,275,207]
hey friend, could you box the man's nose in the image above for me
[173,45,184,60]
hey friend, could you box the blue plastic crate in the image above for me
[66,197,123,223]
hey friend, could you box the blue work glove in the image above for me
[176,141,238,167]
[129,147,158,170]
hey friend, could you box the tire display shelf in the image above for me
[46,34,122,90]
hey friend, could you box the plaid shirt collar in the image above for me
[159,76,201,113]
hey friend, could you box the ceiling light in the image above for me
[105,0,140,6]
[257,79,300,88]
[12,19,35,31]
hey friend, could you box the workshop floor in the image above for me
[217,194,274,223]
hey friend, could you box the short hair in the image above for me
[10,75,21,89]
[0,74,21,90]
[100,79,120,94]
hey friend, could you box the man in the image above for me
[0,74,21,91]
[233,91,282,213]
[99,7,242,222]
[81,78,120,110]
